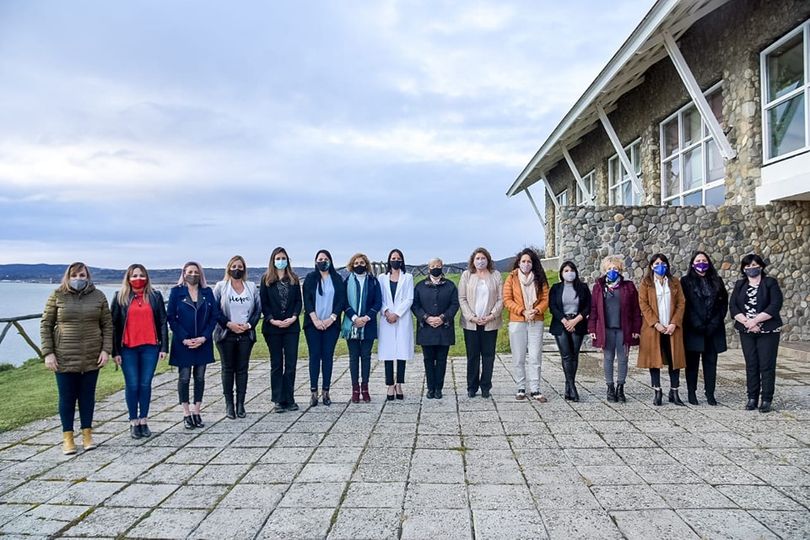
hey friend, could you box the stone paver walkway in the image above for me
[0,345,809,539]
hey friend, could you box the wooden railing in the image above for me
[0,314,43,359]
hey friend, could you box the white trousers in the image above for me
[509,321,543,393]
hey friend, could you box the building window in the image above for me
[608,140,642,205]
[660,83,725,206]
[576,171,595,205]
[762,21,809,162]
[554,190,568,256]
[556,190,569,206]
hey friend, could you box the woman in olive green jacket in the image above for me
[41,262,113,455]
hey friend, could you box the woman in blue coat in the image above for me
[168,261,220,429]
[342,253,382,403]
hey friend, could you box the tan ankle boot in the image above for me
[81,428,96,450]
[62,431,77,455]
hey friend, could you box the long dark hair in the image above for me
[314,248,340,295]
[686,251,723,290]
[512,247,548,294]
[740,253,768,277]
[468,247,494,273]
[386,249,405,274]
[558,259,588,297]
[643,253,672,284]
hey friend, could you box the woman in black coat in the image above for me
[548,261,591,402]
[260,247,303,413]
[412,258,459,399]
[729,254,783,413]
[302,249,347,407]
[680,251,728,406]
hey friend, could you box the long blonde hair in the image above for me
[118,264,154,306]
[264,247,299,285]
[57,262,91,293]
[223,255,248,282]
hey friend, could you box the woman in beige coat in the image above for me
[638,253,686,406]
[459,247,503,398]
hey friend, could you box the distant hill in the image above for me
[0,257,517,284]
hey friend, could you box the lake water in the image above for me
[0,282,150,366]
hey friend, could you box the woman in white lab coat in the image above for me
[377,249,415,400]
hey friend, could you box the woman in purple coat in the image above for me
[588,255,642,403]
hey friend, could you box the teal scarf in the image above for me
[341,274,367,340]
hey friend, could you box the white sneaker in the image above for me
[515,389,526,401]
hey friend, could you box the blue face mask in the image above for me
[274,259,288,270]
[605,269,620,282]
[653,264,668,277]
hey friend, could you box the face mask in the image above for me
[229,269,245,280]
[69,278,87,291]
[653,264,668,277]
[744,267,762,278]
[274,259,288,270]
[185,275,200,286]
[563,271,576,282]
[353,265,367,275]
[429,267,443,277]
[519,262,532,274]
[693,262,710,274]
[605,269,620,282]
[130,277,147,290]
[317,261,330,272]
[474,259,487,270]
[389,260,402,270]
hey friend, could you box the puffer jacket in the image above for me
[40,284,114,373]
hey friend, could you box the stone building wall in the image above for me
[543,0,810,256]
[558,201,810,342]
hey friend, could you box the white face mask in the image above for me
[519,262,532,274]
[474,259,487,270]
[563,271,576,282]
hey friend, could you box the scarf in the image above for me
[518,271,537,314]
[341,274,366,340]
[605,275,621,296]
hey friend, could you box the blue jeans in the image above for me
[120,344,160,420]
[305,324,339,391]
[55,369,99,431]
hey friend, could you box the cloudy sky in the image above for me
[0,0,651,269]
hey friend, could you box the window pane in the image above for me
[705,185,725,206]
[683,106,701,147]
[768,94,806,158]
[683,190,702,206]
[633,144,642,174]
[706,139,724,181]
[663,119,679,156]
[666,197,681,207]
[622,181,632,205]
[663,157,680,198]
[705,90,724,136]
[767,33,804,102]
[611,185,621,204]
[684,147,703,190]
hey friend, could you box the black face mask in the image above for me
[389,260,402,270]
[353,265,367,275]
[429,268,443,277]
[317,261,330,272]
[185,275,200,286]
[229,269,245,280]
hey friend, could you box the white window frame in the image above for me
[659,82,725,206]
[608,139,642,205]
[576,170,595,206]
[761,21,810,164]
[554,190,568,256]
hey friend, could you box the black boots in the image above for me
[653,388,663,406]
[706,393,718,406]
[236,394,246,418]
[615,384,626,403]
[606,383,616,402]
[669,389,686,406]
[224,394,236,420]
[746,398,758,410]
[759,400,772,413]
[310,391,319,407]
[687,389,699,406]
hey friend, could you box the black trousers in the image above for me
[178,364,207,404]
[740,332,780,402]
[384,360,406,385]
[464,326,498,394]
[267,331,299,406]
[555,332,584,383]
[650,333,680,388]
[55,370,100,431]
[217,332,254,399]
[685,337,718,397]
[348,338,374,385]
[423,345,449,393]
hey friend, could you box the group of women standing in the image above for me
[40,248,784,455]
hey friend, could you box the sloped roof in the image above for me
[506,0,732,197]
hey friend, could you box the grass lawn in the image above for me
[0,269,558,432]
